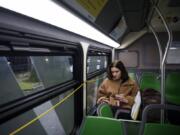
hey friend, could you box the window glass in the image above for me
[0,89,74,135]
[31,56,73,88]
[6,56,43,94]
[87,56,107,73]
[86,73,106,112]
[0,56,73,105]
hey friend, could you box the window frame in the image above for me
[0,29,83,133]
[87,46,112,80]
[86,45,112,114]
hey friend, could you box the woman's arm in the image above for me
[97,80,110,104]
[125,82,139,106]
[115,82,139,107]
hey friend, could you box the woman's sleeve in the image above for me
[97,80,108,103]
[131,82,139,97]
[97,80,107,98]
[125,82,139,106]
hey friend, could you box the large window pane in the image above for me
[0,57,24,105]
[86,73,106,112]
[0,56,73,105]
[7,56,43,94]
[32,56,73,88]
[87,56,107,73]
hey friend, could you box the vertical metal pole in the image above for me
[148,24,164,123]
[154,6,173,123]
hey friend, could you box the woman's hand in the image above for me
[97,97,110,104]
[115,94,128,103]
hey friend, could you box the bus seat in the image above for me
[165,72,180,105]
[139,104,180,135]
[79,116,124,135]
[140,72,160,91]
[97,103,113,118]
[97,91,141,120]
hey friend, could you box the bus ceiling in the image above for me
[55,0,150,46]
[56,0,180,49]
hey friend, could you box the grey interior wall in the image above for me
[116,32,180,70]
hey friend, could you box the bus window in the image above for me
[0,56,73,105]
[87,56,107,74]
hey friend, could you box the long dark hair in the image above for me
[107,60,129,83]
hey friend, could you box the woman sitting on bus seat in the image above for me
[97,60,139,119]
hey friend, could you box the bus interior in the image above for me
[0,0,180,135]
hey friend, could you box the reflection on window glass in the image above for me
[7,56,43,95]
[86,73,106,112]
[32,56,73,88]
[7,56,73,92]
[87,56,107,73]
[0,56,73,105]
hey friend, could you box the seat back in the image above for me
[166,72,180,105]
[139,104,180,135]
[140,72,160,91]
[97,103,113,118]
[79,116,124,135]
